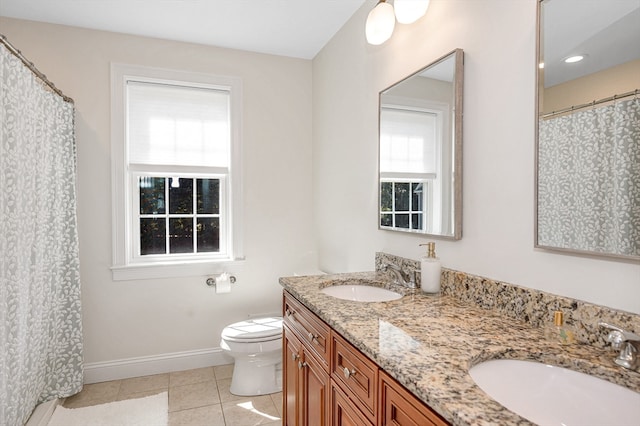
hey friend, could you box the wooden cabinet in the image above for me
[284,327,302,426]
[283,291,450,426]
[378,370,448,426]
[331,332,378,424]
[283,303,330,426]
[331,382,374,426]
[284,293,331,367]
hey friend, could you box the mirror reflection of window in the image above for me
[380,106,440,233]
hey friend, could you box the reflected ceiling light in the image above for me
[564,54,585,63]
[365,0,396,45]
[394,0,430,24]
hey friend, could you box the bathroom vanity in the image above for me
[280,264,640,426]
[283,290,447,426]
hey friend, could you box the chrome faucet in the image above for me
[599,322,640,370]
[381,263,418,289]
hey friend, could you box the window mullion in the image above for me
[165,177,170,255]
[392,182,396,228]
[193,178,198,254]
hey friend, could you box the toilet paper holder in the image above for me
[206,274,237,287]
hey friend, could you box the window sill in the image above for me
[111,257,246,281]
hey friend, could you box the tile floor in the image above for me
[63,364,283,426]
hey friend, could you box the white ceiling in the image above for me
[0,0,368,59]
[542,0,640,88]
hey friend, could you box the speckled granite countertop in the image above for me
[280,272,640,426]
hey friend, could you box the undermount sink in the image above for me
[469,359,640,426]
[320,285,402,302]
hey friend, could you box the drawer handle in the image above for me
[298,361,309,370]
[343,367,357,379]
[291,352,299,361]
[285,309,295,319]
[308,332,320,345]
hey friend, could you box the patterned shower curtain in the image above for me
[0,43,83,425]
[538,97,640,257]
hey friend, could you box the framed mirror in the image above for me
[536,0,640,260]
[378,49,463,239]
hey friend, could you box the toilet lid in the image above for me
[221,316,283,342]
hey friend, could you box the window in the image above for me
[380,180,431,230]
[379,103,443,233]
[111,64,243,280]
[136,176,222,256]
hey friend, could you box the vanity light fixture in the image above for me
[394,0,430,24]
[365,0,396,45]
[366,0,430,45]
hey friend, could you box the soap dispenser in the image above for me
[545,311,576,345]
[419,242,441,294]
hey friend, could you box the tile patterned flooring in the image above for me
[63,364,283,426]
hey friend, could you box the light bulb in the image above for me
[365,1,396,45]
[394,0,430,24]
[564,55,585,63]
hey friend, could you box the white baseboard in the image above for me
[26,398,60,426]
[84,347,233,384]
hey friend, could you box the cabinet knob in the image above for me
[291,352,299,361]
[343,367,357,379]
[308,332,319,345]
[298,361,308,370]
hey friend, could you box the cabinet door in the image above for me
[284,326,302,426]
[302,349,330,426]
[332,382,374,426]
[378,371,449,426]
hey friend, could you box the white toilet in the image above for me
[220,316,283,396]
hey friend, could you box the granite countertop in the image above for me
[280,272,640,426]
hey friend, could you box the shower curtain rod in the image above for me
[0,33,74,104]
[541,88,638,119]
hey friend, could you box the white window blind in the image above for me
[127,81,230,168]
[380,107,437,174]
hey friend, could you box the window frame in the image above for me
[110,63,244,281]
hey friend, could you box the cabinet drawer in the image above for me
[283,292,331,368]
[379,370,449,426]
[331,381,374,426]
[331,332,378,424]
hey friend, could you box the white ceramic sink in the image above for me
[469,359,640,426]
[320,285,402,302]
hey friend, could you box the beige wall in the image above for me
[0,17,315,372]
[542,59,640,113]
[2,0,639,378]
[313,0,640,314]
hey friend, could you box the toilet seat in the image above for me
[221,317,283,343]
